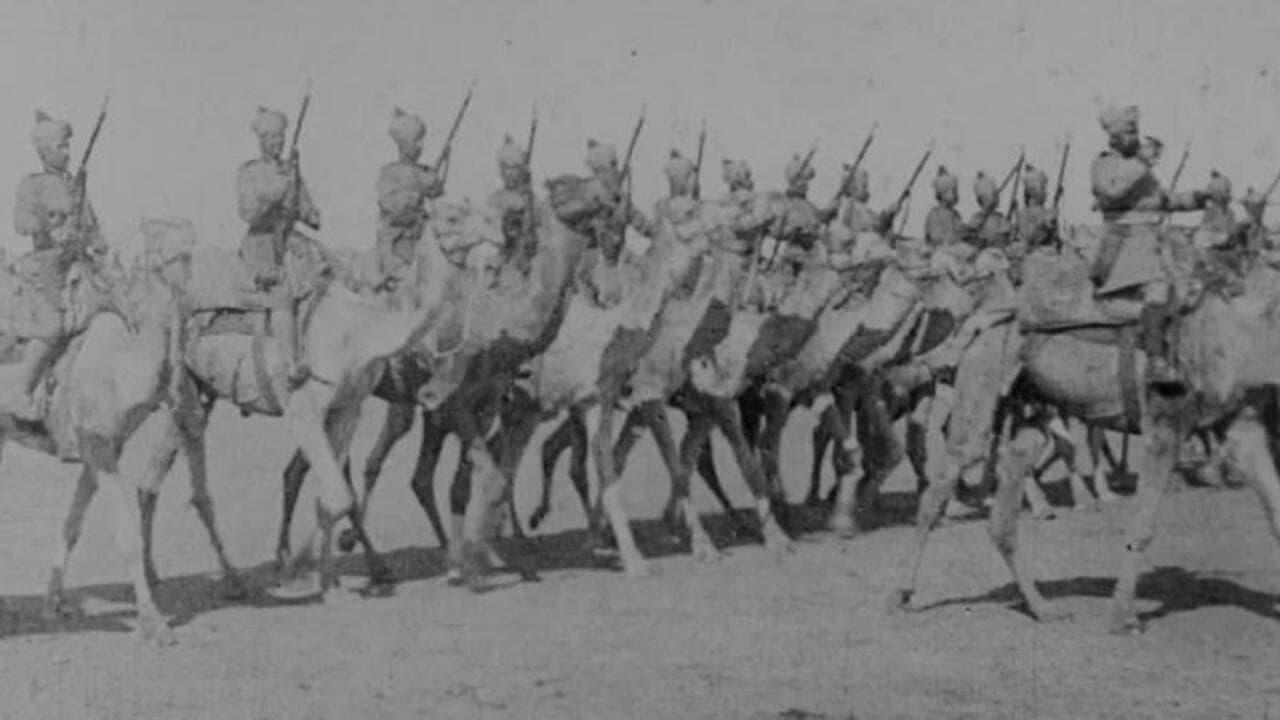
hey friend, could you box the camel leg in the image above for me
[277,451,310,572]
[710,396,793,555]
[548,407,594,534]
[283,390,360,599]
[333,401,416,555]
[833,378,902,537]
[1225,411,1280,552]
[405,409,451,559]
[1109,410,1180,634]
[458,404,526,590]
[692,434,753,539]
[807,404,838,506]
[1051,417,1102,512]
[989,418,1066,621]
[890,444,973,613]
[102,465,174,646]
[1087,425,1122,503]
[176,409,248,599]
[592,399,654,578]
[44,466,98,621]
[645,402,719,560]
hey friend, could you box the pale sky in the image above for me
[2,0,1278,255]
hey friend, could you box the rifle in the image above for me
[970,149,1024,232]
[1050,136,1071,250]
[829,122,878,208]
[434,80,476,185]
[1052,136,1070,211]
[692,118,707,201]
[282,83,312,236]
[619,107,646,230]
[888,142,934,218]
[69,95,109,245]
[763,140,819,267]
[1157,142,1190,227]
[520,105,538,267]
[1005,146,1025,220]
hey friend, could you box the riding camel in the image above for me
[890,230,1280,633]
[0,219,218,645]
[154,207,468,600]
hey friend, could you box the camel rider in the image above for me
[653,149,700,227]
[709,158,772,302]
[377,107,445,284]
[1012,164,1058,252]
[1089,104,1209,389]
[1192,171,1236,251]
[578,139,653,305]
[1236,187,1269,256]
[924,166,965,249]
[0,111,107,421]
[752,153,839,306]
[840,166,895,235]
[486,135,534,272]
[237,106,321,388]
[965,171,1013,252]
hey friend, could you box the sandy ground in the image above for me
[0,401,1275,719]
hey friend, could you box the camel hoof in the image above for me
[367,565,396,590]
[1108,611,1145,636]
[1035,607,1074,624]
[445,567,464,587]
[266,571,322,600]
[528,508,548,531]
[137,616,177,647]
[1030,508,1057,522]
[42,596,82,623]
[220,573,251,601]
[623,558,659,579]
[691,541,723,563]
[828,513,859,539]
[766,535,796,559]
[336,528,358,554]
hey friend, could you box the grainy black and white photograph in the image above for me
[1,1,1279,717]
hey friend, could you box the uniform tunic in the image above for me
[376,160,443,272]
[10,169,104,338]
[1089,149,1199,293]
[924,204,964,248]
[238,156,320,288]
[841,199,892,235]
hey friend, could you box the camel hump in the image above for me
[1019,248,1142,331]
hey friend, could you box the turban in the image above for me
[1022,164,1049,195]
[784,153,816,186]
[664,149,696,184]
[721,158,752,187]
[973,171,998,203]
[585,139,618,173]
[932,166,957,195]
[388,107,426,147]
[1207,170,1232,200]
[1242,187,1266,214]
[31,110,72,150]
[252,107,288,138]
[1099,104,1139,136]
[497,134,526,167]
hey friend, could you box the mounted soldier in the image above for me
[924,166,965,249]
[237,105,321,387]
[653,149,699,227]
[377,107,445,282]
[486,134,536,272]
[1089,104,1209,389]
[0,109,108,420]
[839,166,895,236]
[966,171,1013,251]
[1012,164,1058,253]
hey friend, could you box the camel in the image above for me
[276,195,597,589]
[521,227,924,554]
[890,236,1280,633]
[148,209,464,600]
[0,224,211,645]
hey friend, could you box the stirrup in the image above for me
[286,362,312,390]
